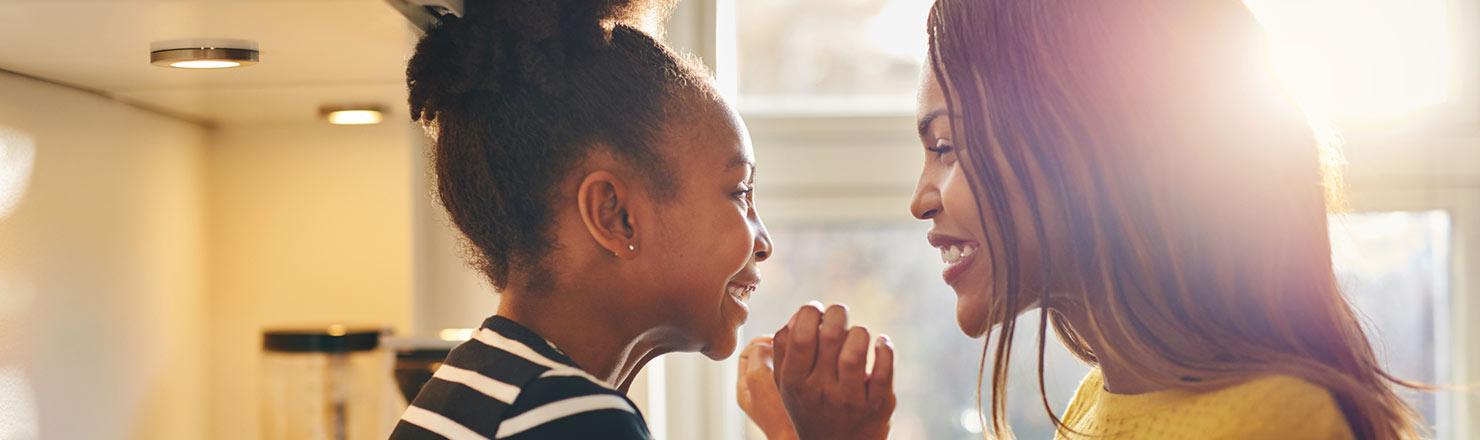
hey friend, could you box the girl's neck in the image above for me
[495,286,670,393]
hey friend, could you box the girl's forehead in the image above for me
[666,96,752,172]
[675,127,751,176]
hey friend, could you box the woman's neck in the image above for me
[495,287,671,393]
[1053,305,1172,395]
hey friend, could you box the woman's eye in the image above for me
[926,143,955,159]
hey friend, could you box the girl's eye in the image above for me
[734,187,754,203]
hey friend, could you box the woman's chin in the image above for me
[956,300,992,338]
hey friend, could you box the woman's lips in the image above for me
[939,243,979,285]
[928,232,979,285]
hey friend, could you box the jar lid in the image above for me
[263,325,385,353]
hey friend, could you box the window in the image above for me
[727,0,933,115]
[1330,211,1452,433]
[725,0,1455,119]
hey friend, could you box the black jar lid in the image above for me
[263,325,386,353]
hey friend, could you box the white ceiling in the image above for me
[0,0,417,125]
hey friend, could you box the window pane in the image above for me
[1329,211,1450,433]
[738,212,1450,438]
[732,0,932,114]
[728,1,1451,118]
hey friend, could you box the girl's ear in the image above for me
[577,170,640,259]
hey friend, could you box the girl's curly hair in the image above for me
[408,0,709,291]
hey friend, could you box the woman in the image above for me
[739,1,1425,439]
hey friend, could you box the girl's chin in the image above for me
[700,334,739,360]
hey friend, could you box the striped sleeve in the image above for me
[496,372,650,439]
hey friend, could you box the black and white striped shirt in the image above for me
[389,316,651,439]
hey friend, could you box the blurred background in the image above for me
[0,0,1474,439]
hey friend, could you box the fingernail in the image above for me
[878,334,892,347]
[807,300,823,309]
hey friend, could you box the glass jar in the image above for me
[261,325,395,440]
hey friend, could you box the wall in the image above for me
[205,121,417,440]
[410,132,499,337]
[0,72,208,439]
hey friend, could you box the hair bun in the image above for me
[407,0,677,122]
[475,0,676,30]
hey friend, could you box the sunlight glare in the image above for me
[865,0,933,62]
[1243,0,1449,119]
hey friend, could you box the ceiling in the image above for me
[0,0,417,126]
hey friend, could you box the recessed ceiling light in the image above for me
[150,39,259,69]
[321,105,385,125]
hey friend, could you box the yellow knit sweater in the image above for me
[1055,369,1355,440]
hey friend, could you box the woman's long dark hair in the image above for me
[926,1,1425,438]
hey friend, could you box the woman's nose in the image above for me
[911,181,942,220]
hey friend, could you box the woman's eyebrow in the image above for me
[918,108,950,138]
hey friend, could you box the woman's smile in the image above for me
[928,231,980,285]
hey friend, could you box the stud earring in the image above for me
[627,244,636,252]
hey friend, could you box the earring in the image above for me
[627,244,636,252]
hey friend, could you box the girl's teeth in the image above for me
[728,285,752,302]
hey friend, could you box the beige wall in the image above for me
[410,133,500,337]
[0,71,423,439]
[205,121,417,440]
[0,73,208,439]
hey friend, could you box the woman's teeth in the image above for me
[940,244,977,264]
[726,284,754,301]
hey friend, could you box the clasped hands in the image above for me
[737,302,895,440]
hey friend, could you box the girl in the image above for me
[389,0,772,438]
[740,1,1426,439]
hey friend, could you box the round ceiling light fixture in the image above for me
[150,39,259,69]
[320,105,385,125]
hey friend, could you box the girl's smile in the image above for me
[726,280,758,303]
